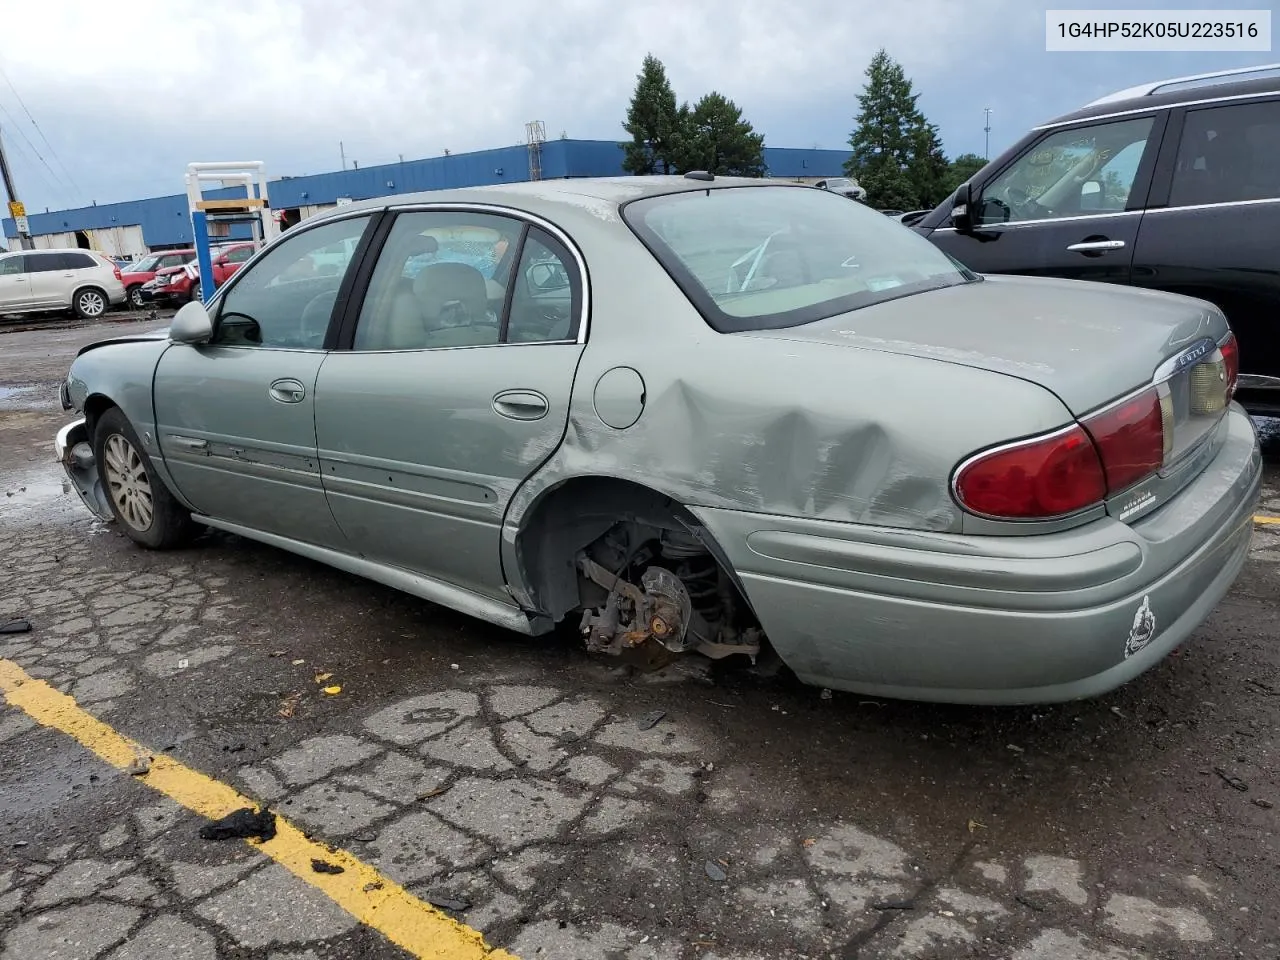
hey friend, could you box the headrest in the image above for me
[412,261,489,324]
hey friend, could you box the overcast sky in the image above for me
[0,0,1272,213]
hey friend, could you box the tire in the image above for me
[126,285,144,309]
[73,286,109,320]
[189,279,204,303]
[93,407,195,549]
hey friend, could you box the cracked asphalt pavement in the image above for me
[2,316,1279,959]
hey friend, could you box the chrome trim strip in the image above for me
[931,209,1145,232]
[1141,196,1280,215]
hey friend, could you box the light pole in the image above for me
[983,107,992,161]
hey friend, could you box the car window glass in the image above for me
[352,211,522,351]
[63,252,97,270]
[506,228,580,343]
[211,216,370,349]
[977,116,1155,224]
[624,186,975,333]
[1169,100,1280,207]
[161,255,184,268]
[227,246,254,263]
[25,253,62,273]
[0,256,22,276]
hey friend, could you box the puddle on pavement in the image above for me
[0,383,55,410]
[2,464,79,524]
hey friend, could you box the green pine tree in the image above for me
[943,152,987,196]
[620,55,683,175]
[844,50,942,210]
[674,92,766,177]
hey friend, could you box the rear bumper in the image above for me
[693,406,1262,705]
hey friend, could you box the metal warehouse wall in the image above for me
[3,140,850,249]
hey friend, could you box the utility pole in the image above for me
[983,107,992,161]
[0,125,33,249]
[340,141,346,171]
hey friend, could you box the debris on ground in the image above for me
[427,896,471,912]
[321,685,342,696]
[199,806,278,842]
[418,786,450,800]
[872,899,914,910]
[278,694,302,718]
[1214,767,1249,792]
[967,819,987,833]
[127,754,152,776]
[820,688,832,700]
[311,859,344,874]
[0,618,32,635]
[637,709,666,730]
[291,659,305,665]
[1253,798,1274,809]
[1007,744,1026,754]
[314,672,332,683]
[704,860,727,882]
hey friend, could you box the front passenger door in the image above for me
[0,255,30,309]
[152,214,374,546]
[929,114,1164,284]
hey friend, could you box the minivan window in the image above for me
[0,256,23,276]
[60,252,98,270]
[25,253,64,273]
[1169,99,1280,207]
[977,115,1155,224]
[623,185,976,333]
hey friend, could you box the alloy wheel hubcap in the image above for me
[80,292,105,316]
[103,433,154,531]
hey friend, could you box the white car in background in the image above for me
[813,177,867,201]
[0,248,127,319]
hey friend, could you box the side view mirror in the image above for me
[169,300,213,344]
[950,183,974,232]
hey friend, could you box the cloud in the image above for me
[0,0,1271,211]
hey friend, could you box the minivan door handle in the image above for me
[492,390,549,421]
[268,378,307,404]
[1066,239,1126,253]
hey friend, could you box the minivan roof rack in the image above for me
[1086,62,1280,106]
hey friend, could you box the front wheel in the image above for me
[73,287,108,319]
[126,285,144,309]
[93,407,195,549]
[189,280,204,303]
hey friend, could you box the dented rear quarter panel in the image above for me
[498,193,1078,608]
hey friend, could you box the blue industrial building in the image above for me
[2,139,850,254]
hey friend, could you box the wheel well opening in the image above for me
[514,477,760,642]
[83,395,116,436]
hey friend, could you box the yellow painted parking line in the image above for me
[1255,515,1280,526]
[0,659,517,960]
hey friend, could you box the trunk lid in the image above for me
[746,274,1229,415]
[745,274,1237,522]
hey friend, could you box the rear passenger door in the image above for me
[1131,96,1280,400]
[928,113,1165,283]
[314,208,587,601]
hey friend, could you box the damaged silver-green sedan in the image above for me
[54,175,1261,704]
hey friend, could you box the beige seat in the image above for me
[380,261,497,349]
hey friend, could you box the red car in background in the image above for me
[119,249,194,308]
[138,242,257,305]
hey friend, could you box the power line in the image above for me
[0,121,64,204]
[0,58,85,204]
[0,99,72,206]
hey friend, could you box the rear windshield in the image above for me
[622,185,976,332]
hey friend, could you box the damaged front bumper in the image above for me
[55,418,114,521]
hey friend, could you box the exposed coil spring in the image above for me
[675,555,722,624]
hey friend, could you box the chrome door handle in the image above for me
[492,390,549,421]
[169,435,208,451]
[269,378,307,403]
[1066,240,1126,252]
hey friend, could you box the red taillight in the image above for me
[113,265,122,281]
[1220,333,1239,401]
[954,425,1107,519]
[1081,388,1167,493]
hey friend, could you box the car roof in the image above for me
[1039,71,1280,128]
[315,175,805,222]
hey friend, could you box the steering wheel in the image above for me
[296,291,337,348]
